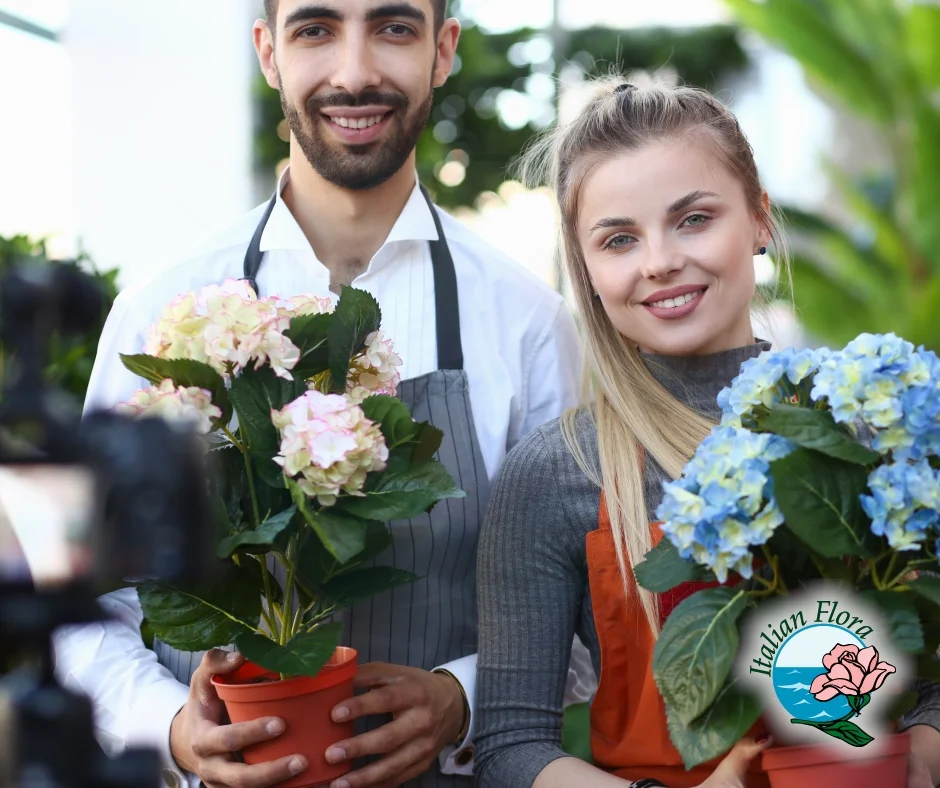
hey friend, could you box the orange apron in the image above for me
[587,492,769,787]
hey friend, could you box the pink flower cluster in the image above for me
[272,390,389,506]
[346,330,403,404]
[810,644,896,700]
[116,379,222,434]
[144,280,333,381]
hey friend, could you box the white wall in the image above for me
[66,0,260,285]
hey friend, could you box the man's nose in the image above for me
[330,34,382,96]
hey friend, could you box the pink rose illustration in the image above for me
[809,644,896,701]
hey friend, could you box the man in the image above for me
[54,2,592,787]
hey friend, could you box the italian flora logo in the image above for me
[738,586,910,752]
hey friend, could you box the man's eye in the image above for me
[299,25,328,38]
[383,23,414,36]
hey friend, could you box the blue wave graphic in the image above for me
[773,667,851,720]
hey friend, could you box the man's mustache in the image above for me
[306,91,409,112]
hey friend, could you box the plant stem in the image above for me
[882,552,899,590]
[870,558,884,590]
[256,556,281,640]
[280,536,299,646]
[221,425,247,454]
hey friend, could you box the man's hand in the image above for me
[323,663,466,788]
[170,649,309,788]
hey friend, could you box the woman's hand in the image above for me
[692,737,772,788]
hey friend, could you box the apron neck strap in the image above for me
[242,184,464,371]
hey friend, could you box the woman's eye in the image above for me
[603,234,632,250]
[682,213,710,228]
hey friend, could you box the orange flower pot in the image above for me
[212,647,358,788]
[761,732,910,788]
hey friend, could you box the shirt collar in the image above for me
[259,166,439,254]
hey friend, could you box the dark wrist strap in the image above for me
[631,780,667,788]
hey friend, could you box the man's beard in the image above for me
[280,84,433,191]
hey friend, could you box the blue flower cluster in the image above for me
[811,333,940,461]
[861,460,940,552]
[718,347,827,428]
[656,426,795,582]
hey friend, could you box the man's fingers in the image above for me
[325,717,416,764]
[333,682,414,723]
[351,662,400,690]
[200,754,308,788]
[328,742,427,788]
[192,718,287,758]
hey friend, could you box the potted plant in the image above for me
[635,333,940,788]
[114,279,464,788]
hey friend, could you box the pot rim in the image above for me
[211,647,358,703]
[761,731,911,771]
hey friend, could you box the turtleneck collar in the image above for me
[641,340,772,418]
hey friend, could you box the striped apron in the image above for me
[154,186,488,787]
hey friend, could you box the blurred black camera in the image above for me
[0,261,213,788]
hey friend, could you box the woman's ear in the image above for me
[757,190,772,248]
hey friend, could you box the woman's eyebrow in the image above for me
[667,189,720,215]
[588,216,636,234]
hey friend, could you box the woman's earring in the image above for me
[759,246,768,256]
[594,293,601,301]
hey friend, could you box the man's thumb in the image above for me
[191,649,245,710]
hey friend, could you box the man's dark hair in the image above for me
[264,1,448,33]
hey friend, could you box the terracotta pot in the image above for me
[212,647,358,788]
[761,732,910,788]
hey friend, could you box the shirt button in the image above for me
[454,747,474,767]
[161,769,181,788]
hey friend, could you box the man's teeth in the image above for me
[649,289,705,309]
[331,114,385,129]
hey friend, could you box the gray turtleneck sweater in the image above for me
[474,343,940,788]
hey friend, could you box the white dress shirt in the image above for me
[54,170,591,786]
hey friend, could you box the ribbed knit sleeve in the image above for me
[475,422,594,788]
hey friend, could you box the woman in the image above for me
[474,78,940,788]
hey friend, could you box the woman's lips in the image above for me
[642,288,707,320]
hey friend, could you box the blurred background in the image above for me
[1,0,939,403]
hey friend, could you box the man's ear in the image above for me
[254,19,280,90]
[432,18,461,89]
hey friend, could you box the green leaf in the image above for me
[863,589,925,654]
[285,312,333,378]
[359,395,421,448]
[339,520,394,572]
[229,367,306,488]
[635,537,714,593]
[907,3,940,90]
[847,693,872,714]
[411,423,444,463]
[911,100,940,271]
[337,460,465,522]
[215,506,298,559]
[758,405,879,465]
[724,0,893,122]
[665,679,761,769]
[888,690,918,721]
[327,288,382,394]
[235,623,343,678]
[293,520,393,598]
[120,354,232,424]
[909,574,940,606]
[771,448,875,558]
[290,480,367,564]
[322,567,418,608]
[137,562,263,652]
[813,720,874,748]
[653,587,748,726]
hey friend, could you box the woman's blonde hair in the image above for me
[518,76,787,635]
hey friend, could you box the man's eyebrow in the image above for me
[668,189,719,215]
[365,3,427,23]
[589,216,636,234]
[283,5,343,27]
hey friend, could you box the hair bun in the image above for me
[614,83,637,95]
